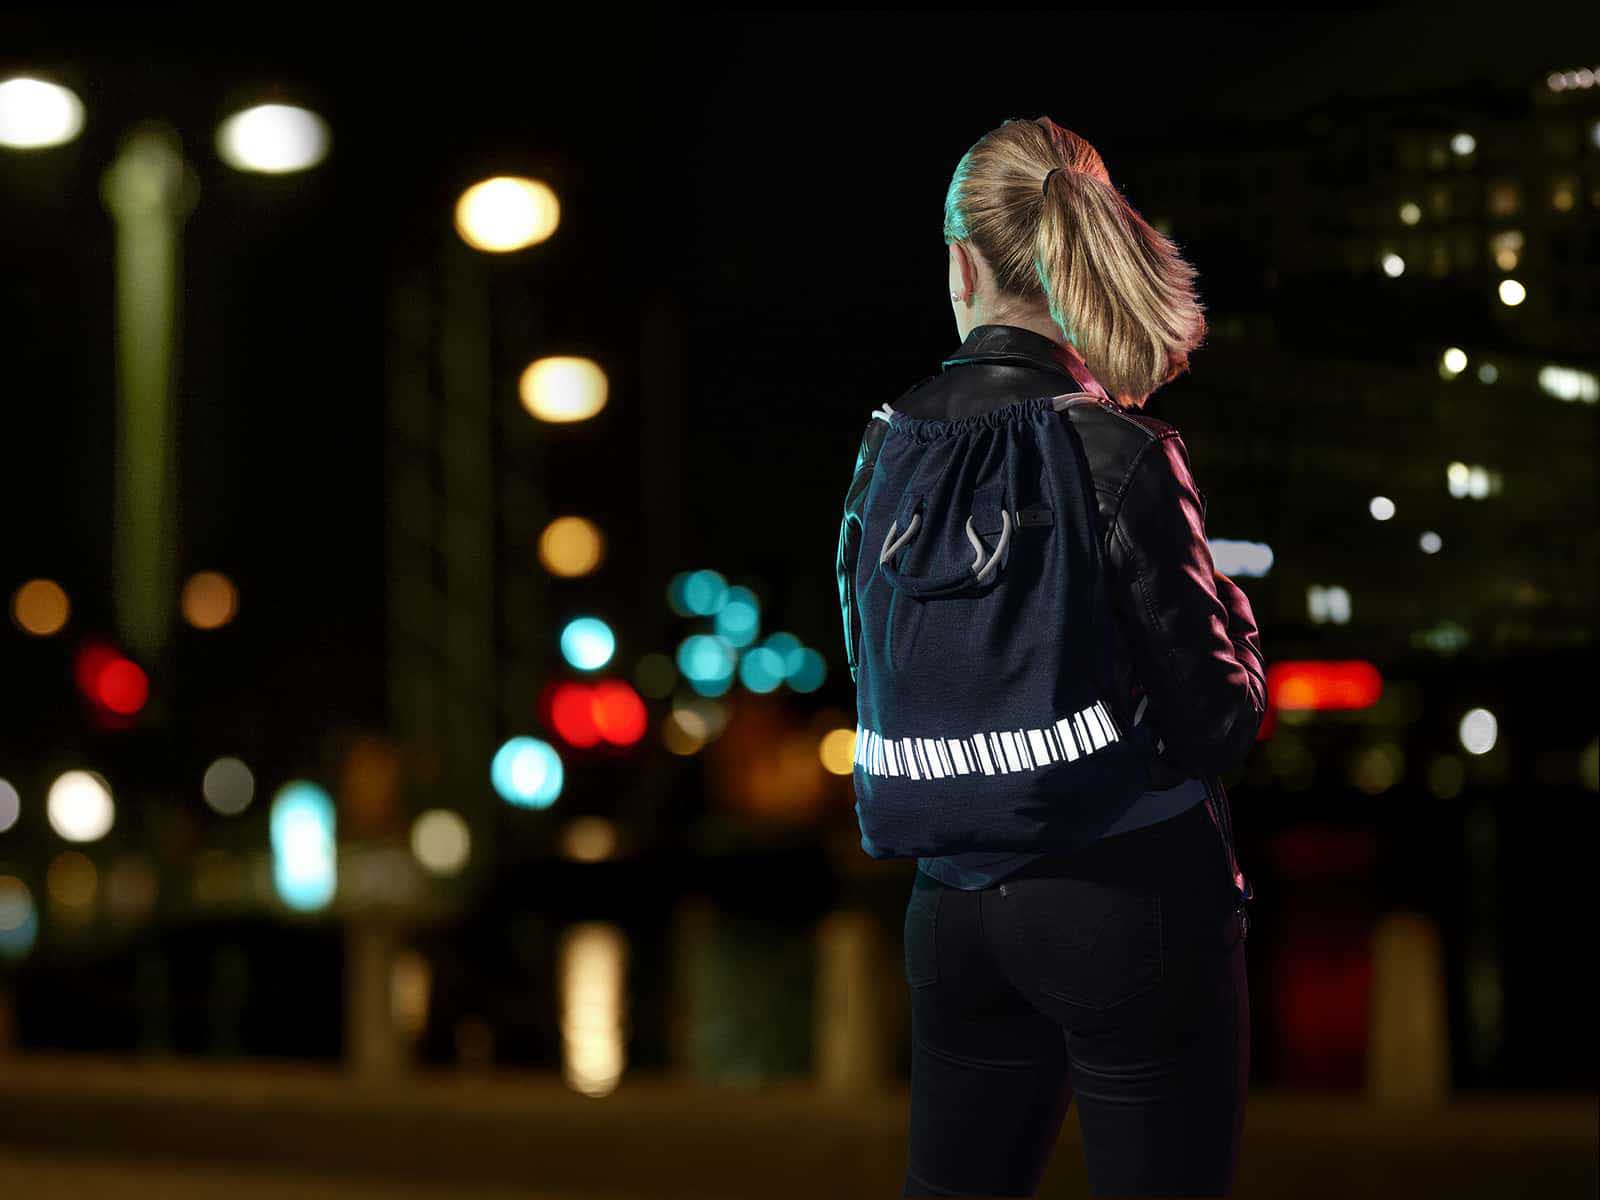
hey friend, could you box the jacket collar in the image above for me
[940,324,1112,403]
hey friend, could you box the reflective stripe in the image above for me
[857,701,1126,781]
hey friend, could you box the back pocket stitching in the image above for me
[1037,891,1164,1010]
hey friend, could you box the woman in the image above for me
[836,117,1266,1196]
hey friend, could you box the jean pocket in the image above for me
[1013,879,1163,1010]
[904,875,943,988]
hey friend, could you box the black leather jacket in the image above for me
[836,324,1267,793]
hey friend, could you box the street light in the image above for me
[4,80,329,672]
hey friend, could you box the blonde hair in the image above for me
[942,116,1207,406]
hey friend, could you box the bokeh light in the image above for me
[1497,278,1526,306]
[681,569,729,616]
[1459,708,1498,756]
[1440,347,1468,377]
[1369,496,1395,521]
[410,809,471,876]
[633,652,676,699]
[677,634,735,688]
[74,641,148,715]
[47,770,114,842]
[202,756,255,816]
[46,849,98,917]
[11,578,69,635]
[0,76,83,149]
[661,710,706,755]
[491,736,564,809]
[269,781,336,911]
[215,103,330,173]
[559,921,628,1098]
[561,616,615,671]
[455,176,560,252]
[1398,201,1421,225]
[787,648,827,692]
[519,356,606,422]
[1419,531,1442,554]
[0,778,16,832]
[0,876,38,960]
[591,680,647,746]
[551,682,602,748]
[1380,253,1404,278]
[714,585,761,647]
[539,516,605,577]
[562,816,618,863]
[819,728,857,775]
[738,646,785,693]
[182,570,239,629]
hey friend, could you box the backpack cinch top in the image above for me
[851,390,1162,860]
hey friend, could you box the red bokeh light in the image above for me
[1266,660,1382,711]
[98,658,149,714]
[591,680,647,745]
[550,681,602,747]
[74,638,148,715]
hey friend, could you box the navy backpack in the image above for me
[849,389,1162,860]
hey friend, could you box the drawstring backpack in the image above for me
[850,389,1163,859]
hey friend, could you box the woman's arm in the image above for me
[1107,430,1267,777]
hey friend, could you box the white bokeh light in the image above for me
[216,103,330,174]
[1369,496,1396,521]
[0,76,84,149]
[47,770,115,842]
[411,809,471,876]
[1459,708,1498,756]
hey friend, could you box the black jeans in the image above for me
[901,799,1249,1197]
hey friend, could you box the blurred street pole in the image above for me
[99,120,198,680]
[813,909,893,1094]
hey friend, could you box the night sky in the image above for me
[2,6,1585,733]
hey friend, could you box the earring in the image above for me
[950,291,962,302]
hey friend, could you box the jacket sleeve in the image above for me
[837,414,890,684]
[1106,431,1266,776]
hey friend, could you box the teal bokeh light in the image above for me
[491,736,564,809]
[787,648,826,692]
[683,569,729,616]
[689,673,733,698]
[270,780,336,912]
[738,646,785,693]
[714,585,760,647]
[666,572,694,617]
[560,616,615,671]
[677,633,734,685]
[0,886,37,960]
[762,631,803,675]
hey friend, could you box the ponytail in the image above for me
[944,116,1207,405]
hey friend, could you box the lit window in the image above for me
[1486,181,1520,218]
[1551,175,1578,213]
[1488,230,1523,272]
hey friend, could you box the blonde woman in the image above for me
[836,116,1265,1196]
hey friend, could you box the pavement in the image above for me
[0,1055,1593,1199]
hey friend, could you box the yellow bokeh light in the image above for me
[182,570,239,630]
[410,809,471,876]
[12,578,69,636]
[1497,278,1526,307]
[662,711,706,755]
[455,176,560,252]
[819,728,857,775]
[539,516,605,577]
[561,816,618,863]
[47,850,98,913]
[519,356,608,423]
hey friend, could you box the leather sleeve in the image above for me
[1106,431,1266,776]
[837,416,890,684]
